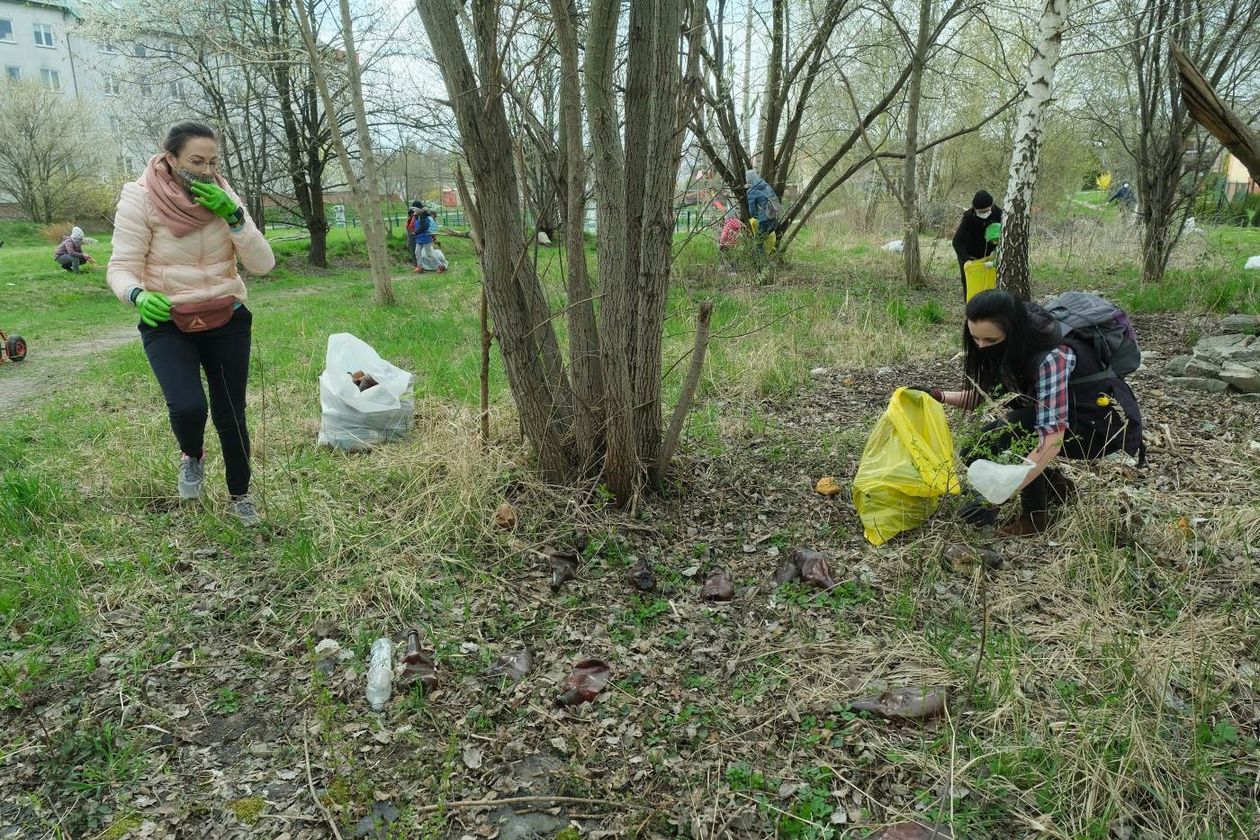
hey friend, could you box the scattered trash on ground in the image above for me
[940,543,1005,574]
[555,658,611,706]
[398,630,437,692]
[628,556,657,592]
[547,546,581,592]
[815,475,843,496]
[700,568,734,601]
[366,637,394,711]
[487,649,533,682]
[850,686,947,721]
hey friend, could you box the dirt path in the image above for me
[0,326,139,414]
[0,281,366,415]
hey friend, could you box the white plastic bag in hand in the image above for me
[967,457,1036,504]
[318,333,415,451]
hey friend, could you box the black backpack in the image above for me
[1042,292,1141,385]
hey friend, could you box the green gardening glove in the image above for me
[985,221,1002,243]
[189,181,242,224]
[134,290,172,327]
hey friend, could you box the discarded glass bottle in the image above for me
[366,637,394,711]
[398,629,437,692]
[628,556,656,592]
[555,658,611,706]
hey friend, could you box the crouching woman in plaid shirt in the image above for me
[912,289,1144,537]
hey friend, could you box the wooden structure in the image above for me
[1172,42,1260,184]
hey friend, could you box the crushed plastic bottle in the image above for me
[555,658,611,706]
[792,548,836,590]
[366,637,394,711]
[700,568,734,601]
[548,547,580,592]
[940,543,1005,574]
[487,649,533,682]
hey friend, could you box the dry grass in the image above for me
[2,245,1258,838]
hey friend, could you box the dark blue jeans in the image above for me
[140,306,252,496]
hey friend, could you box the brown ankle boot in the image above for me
[998,510,1051,538]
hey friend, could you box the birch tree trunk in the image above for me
[998,0,1069,301]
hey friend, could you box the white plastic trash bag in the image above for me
[967,458,1036,504]
[318,333,415,451]
[1245,255,1260,271]
[882,239,904,253]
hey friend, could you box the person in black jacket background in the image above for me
[952,190,1002,300]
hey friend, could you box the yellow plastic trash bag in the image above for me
[853,387,961,546]
[964,256,997,301]
[747,218,778,253]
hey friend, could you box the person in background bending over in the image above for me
[414,208,448,273]
[952,190,1003,301]
[54,226,94,273]
[107,120,275,525]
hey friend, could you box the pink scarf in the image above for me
[141,154,224,238]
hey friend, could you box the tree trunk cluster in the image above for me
[417,0,704,504]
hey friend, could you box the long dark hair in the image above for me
[163,121,216,156]
[963,290,1059,395]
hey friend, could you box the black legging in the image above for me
[961,405,1110,517]
[140,306,252,497]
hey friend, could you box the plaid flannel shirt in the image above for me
[1033,345,1077,437]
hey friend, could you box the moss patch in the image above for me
[228,796,266,825]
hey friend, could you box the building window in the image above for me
[0,19,14,43]
[109,115,121,132]
[134,43,147,58]
[168,80,181,97]
[103,75,121,96]
[4,66,19,81]
[140,81,152,96]
[40,68,60,90]
[33,23,55,49]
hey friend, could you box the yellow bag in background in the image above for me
[747,217,778,253]
[964,256,997,301]
[853,387,961,546]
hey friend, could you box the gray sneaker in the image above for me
[229,496,261,527]
[178,455,204,499]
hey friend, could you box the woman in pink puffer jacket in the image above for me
[107,121,275,525]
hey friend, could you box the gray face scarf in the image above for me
[175,167,215,189]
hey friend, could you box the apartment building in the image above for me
[0,0,87,95]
